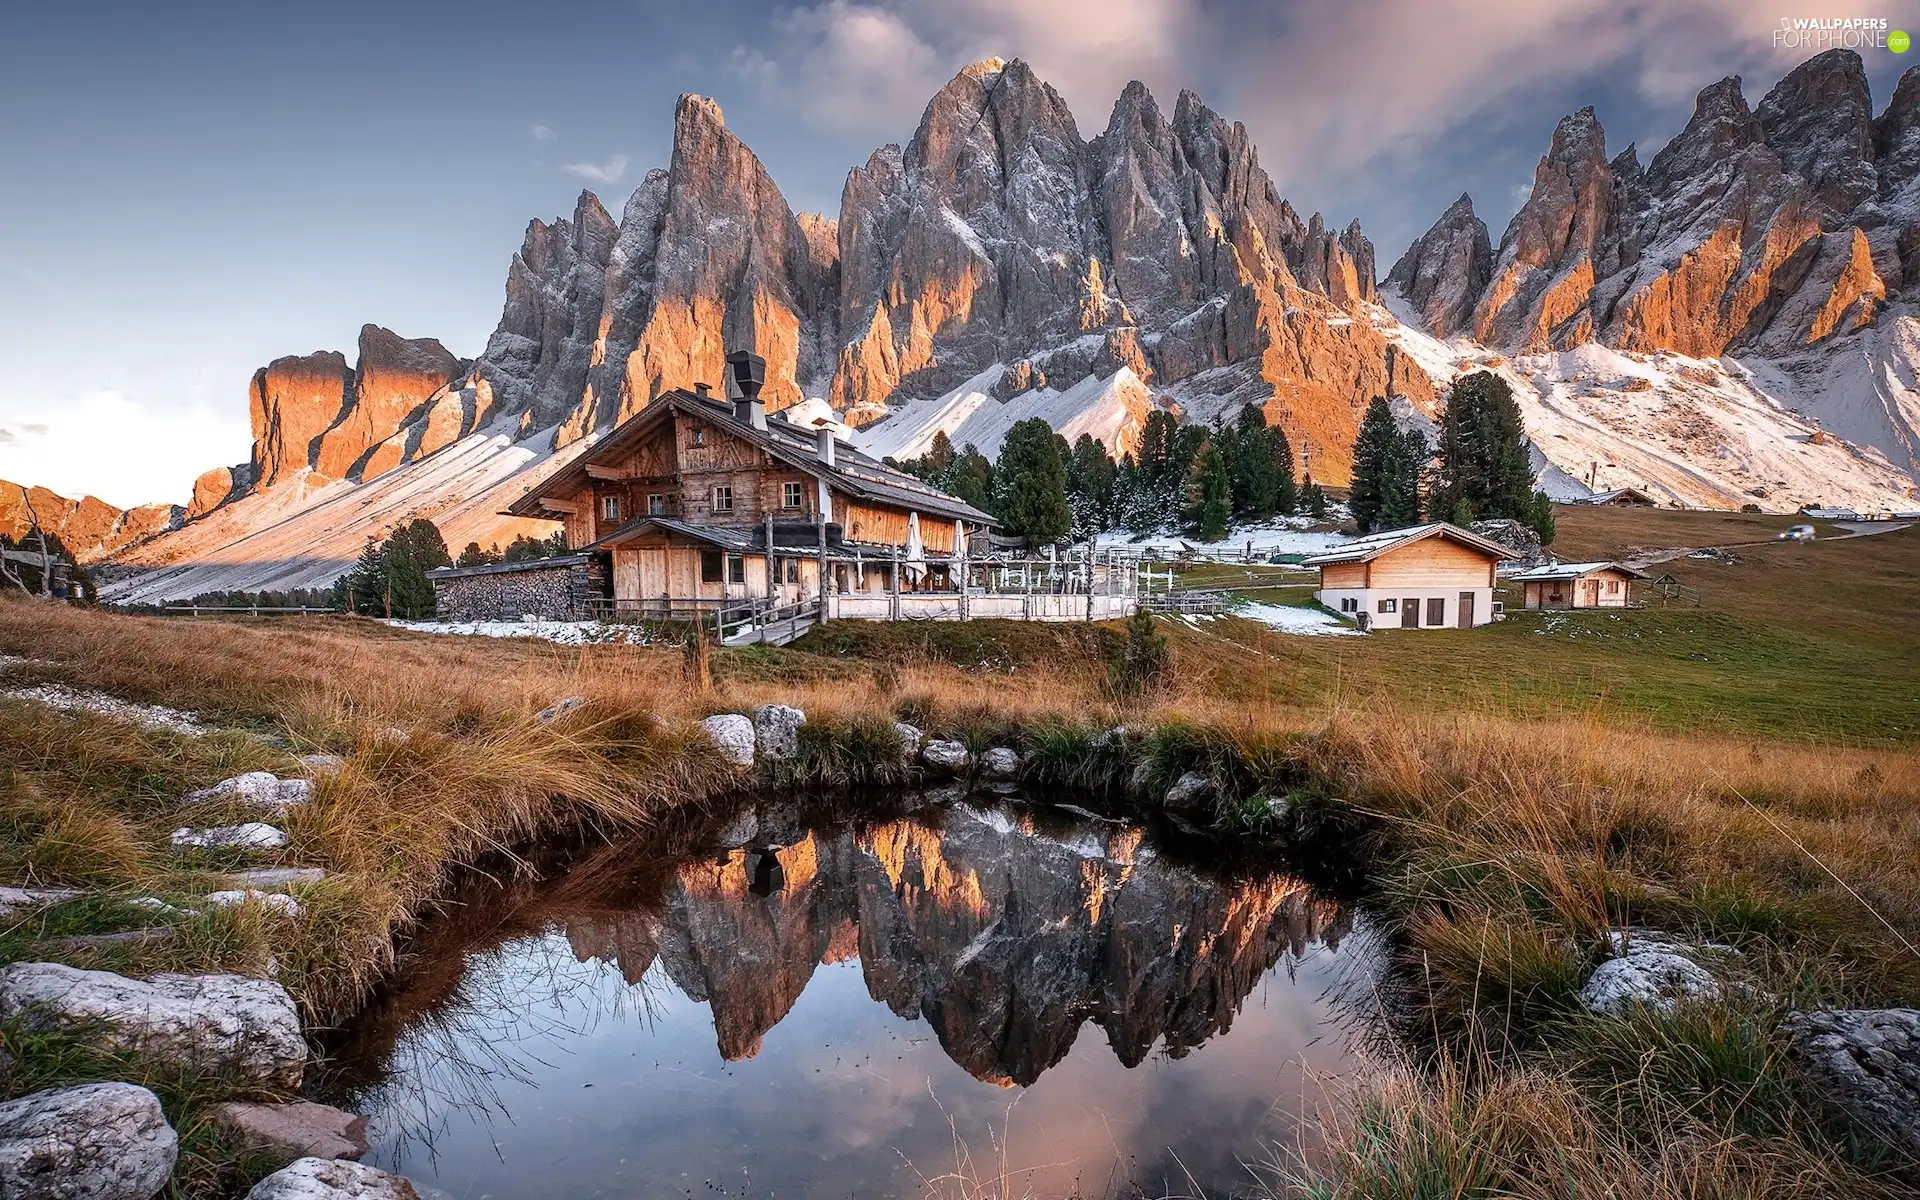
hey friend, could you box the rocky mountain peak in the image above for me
[1646,76,1760,196]
[1386,192,1492,337]
[1755,49,1877,218]
[1872,65,1920,198]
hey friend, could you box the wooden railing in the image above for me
[160,606,337,617]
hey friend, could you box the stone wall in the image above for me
[429,556,602,621]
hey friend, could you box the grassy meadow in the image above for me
[0,504,1917,1197]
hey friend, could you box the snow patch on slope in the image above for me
[1367,303,1916,513]
[103,426,582,603]
[854,366,1155,461]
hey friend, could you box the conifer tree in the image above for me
[1434,371,1553,541]
[1183,441,1232,541]
[1377,428,1426,531]
[1271,424,1298,516]
[993,418,1072,543]
[1348,396,1398,533]
[1066,433,1117,535]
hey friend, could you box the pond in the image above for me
[318,799,1383,1199]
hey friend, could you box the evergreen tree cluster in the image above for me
[453,531,571,568]
[333,517,452,618]
[892,405,1306,545]
[1347,372,1556,543]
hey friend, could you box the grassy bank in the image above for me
[2,510,1917,1196]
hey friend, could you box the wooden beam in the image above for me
[584,464,630,481]
[538,497,579,514]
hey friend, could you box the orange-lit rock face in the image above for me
[311,326,462,481]
[0,479,181,563]
[248,351,351,487]
[1426,51,1908,373]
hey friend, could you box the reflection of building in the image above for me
[560,806,1351,1086]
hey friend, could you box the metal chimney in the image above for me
[814,421,836,467]
[726,350,768,430]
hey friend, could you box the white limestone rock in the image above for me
[203,890,302,918]
[171,823,289,852]
[892,721,924,757]
[716,811,759,849]
[921,739,969,773]
[0,963,306,1087]
[0,887,84,918]
[1164,771,1213,810]
[1578,951,1720,1017]
[979,747,1021,781]
[244,1158,426,1200]
[753,704,806,761]
[699,714,756,766]
[1783,1008,1920,1157]
[184,773,311,816]
[0,1081,178,1200]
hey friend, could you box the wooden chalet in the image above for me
[1510,560,1646,609]
[1302,522,1514,630]
[1580,486,1660,507]
[503,355,995,622]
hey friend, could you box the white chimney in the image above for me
[815,424,836,467]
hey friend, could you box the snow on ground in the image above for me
[2,685,211,736]
[1232,602,1361,636]
[1367,302,1917,513]
[103,423,586,604]
[385,619,657,646]
[853,366,1154,461]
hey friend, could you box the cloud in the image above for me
[0,423,49,446]
[529,123,558,142]
[561,154,630,184]
[730,1,946,137]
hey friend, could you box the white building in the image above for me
[1303,523,1515,631]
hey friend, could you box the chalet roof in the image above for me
[1581,487,1659,505]
[506,390,995,526]
[427,554,591,581]
[1301,522,1517,566]
[586,516,758,551]
[1509,560,1647,582]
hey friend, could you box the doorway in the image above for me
[1457,591,1475,628]
[1400,598,1419,628]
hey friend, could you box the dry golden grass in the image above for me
[5,594,1919,1197]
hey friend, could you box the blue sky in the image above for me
[2,0,1912,507]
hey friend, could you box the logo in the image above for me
[1774,16,1896,50]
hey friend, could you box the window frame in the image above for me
[647,493,666,516]
[700,550,723,583]
[711,485,734,514]
[1378,598,1396,614]
[726,554,745,584]
[689,427,705,447]
[600,494,621,522]
[782,481,803,510]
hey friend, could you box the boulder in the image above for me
[1784,1008,1920,1157]
[208,1100,368,1164]
[1578,949,1719,1016]
[244,1157,424,1200]
[0,1082,177,1200]
[752,704,806,761]
[203,890,302,918]
[0,887,83,917]
[892,721,924,757]
[715,811,759,850]
[182,772,310,815]
[535,696,585,723]
[1469,518,1544,566]
[171,823,289,852]
[921,740,969,773]
[699,714,756,767]
[0,963,306,1087]
[1164,771,1213,810]
[979,747,1021,781]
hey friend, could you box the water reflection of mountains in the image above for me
[333,802,1353,1091]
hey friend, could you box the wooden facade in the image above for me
[1514,562,1643,609]
[504,388,994,617]
[1304,523,1514,630]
